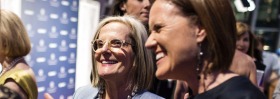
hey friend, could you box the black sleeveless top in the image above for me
[194,76,266,99]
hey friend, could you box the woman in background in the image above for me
[0,9,38,99]
[235,21,266,87]
[110,0,154,27]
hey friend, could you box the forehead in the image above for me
[149,0,181,24]
[98,22,131,39]
[239,32,249,37]
[150,0,175,16]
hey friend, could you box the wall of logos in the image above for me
[21,0,78,98]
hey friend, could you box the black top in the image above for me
[194,76,266,99]
[255,61,266,71]
[255,61,266,86]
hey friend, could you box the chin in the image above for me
[155,69,171,80]
[98,70,115,77]
[140,18,148,24]
[98,72,109,77]
[155,74,166,80]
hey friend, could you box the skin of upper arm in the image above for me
[231,50,257,86]
[4,79,27,99]
[246,57,258,86]
[272,54,280,71]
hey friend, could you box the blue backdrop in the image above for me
[21,0,78,98]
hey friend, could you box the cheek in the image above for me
[236,40,246,47]
[244,42,250,49]
[123,50,135,66]
[112,48,134,65]
[126,6,141,14]
[94,53,100,61]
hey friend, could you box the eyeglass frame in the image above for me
[91,39,134,52]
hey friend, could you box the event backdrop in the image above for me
[21,0,79,98]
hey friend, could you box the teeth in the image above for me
[102,60,117,64]
[156,53,165,61]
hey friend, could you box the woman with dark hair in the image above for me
[110,0,154,27]
[145,0,265,98]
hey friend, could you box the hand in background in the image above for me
[44,93,54,99]
[184,93,189,99]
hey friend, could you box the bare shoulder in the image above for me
[230,50,256,77]
[234,50,255,68]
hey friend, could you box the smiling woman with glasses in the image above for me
[73,16,163,99]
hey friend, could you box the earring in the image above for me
[197,43,203,80]
[121,7,126,12]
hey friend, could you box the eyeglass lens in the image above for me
[92,39,124,51]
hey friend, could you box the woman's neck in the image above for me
[2,58,15,68]
[103,81,134,99]
[198,71,237,94]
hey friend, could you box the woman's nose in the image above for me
[100,43,110,52]
[145,33,157,51]
[95,43,111,55]
[236,40,243,46]
[143,0,151,8]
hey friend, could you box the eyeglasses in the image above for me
[91,39,133,52]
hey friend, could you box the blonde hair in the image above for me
[236,21,250,37]
[91,16,154,91]
[0,9,31,58]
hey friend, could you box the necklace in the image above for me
[0,57,23,76]
[97,86,138,99]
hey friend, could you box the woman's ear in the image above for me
[196,27,206,43]
[120,3,126,12]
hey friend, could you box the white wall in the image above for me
[0,0,21,17]
[75,0,100,90]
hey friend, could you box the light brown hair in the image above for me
[0,9,31,58]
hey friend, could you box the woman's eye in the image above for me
[153,24,162,33]
[243,38,249,42]
[111,40,122,47]
[97,42,104,48]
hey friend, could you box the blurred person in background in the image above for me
[257,35,280,98]
[110,0,154,27]
[145,0,265,98]
[230,50,258,85]
[234,21,266,87]
[0,9,38,99]
[73,16,163,99]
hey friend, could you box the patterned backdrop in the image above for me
[21,0,78,98]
